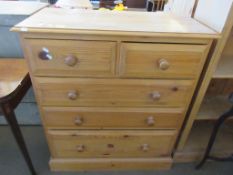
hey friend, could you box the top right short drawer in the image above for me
[119,43,210,79]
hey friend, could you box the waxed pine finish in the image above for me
[13,8,217,171]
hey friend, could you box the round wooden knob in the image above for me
[158,59,169,70]
[64,55,78,66]
[141,144,149,152]
[150,92,161,101]
[76,145,85,152]
[67,90,78,100]
[74,116,83,125]
[146,116,155,126]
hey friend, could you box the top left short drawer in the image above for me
[23,39,117,77]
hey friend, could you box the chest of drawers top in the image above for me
[12,7,218,38]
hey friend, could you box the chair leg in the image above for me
[1,104,36,175]
[196,106,233,169]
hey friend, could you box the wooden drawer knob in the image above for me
[158,59,169,70]
[64,55,78,66]
[146,116,155,126]
[76,145,85,152]
[68,90,78,100]
[74,116,83,125]
[150,91,161,101]
[141,144,149,152]
[38,47,53,60]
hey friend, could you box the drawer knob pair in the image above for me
[64,55,78,66]
[74,116,83,125]
[158,59,170,70]
[150,91,161,101]
[76,145,85,152]
[146,116,155,126]
[68,90,78,100]
[77,144,149,152]
[141,144,149,152]
[38,48,78,66]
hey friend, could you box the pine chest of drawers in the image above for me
[13,8,218,171]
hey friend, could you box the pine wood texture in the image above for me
[24,39,116,77]
[213,30,233,78]
[175,0,233,162]
[48,130,177,158]
[221,29,233,56]
[50,157,173,171]
[119,43,210,78]
[177,3,233,151]
[34,78,194,107]
[42,107,184,129]
[0,59,28,98]
[15,7,217,170]
[12,8,218,38]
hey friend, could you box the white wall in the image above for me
[164,0,196,17]
[194,0,233,32]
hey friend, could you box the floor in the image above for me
[0,88,40,125]
[0,126,233,175]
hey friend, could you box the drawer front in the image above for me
[119,43,209,78]
[50,157,173,171]
[24,39,116,77]
[42,107,184,129]
[35,78,194,107]
[48,130,177,158]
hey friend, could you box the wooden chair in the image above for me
[99,0,126,8]
[146,0,167,11]
[0,59,35,175]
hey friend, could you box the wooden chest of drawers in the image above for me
[13,8,218,171]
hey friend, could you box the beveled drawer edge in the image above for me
[42,106,185,113]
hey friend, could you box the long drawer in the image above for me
[35,78,194,107]
[119,43,209,78]
[24,39,116,77]
[48,130,177,158]
[42,107,184,129]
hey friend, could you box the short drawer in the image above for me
[48,130,177,158]
[119,43,209,78]
[42,107,184,129]
[35,78,194,107]
[24,39,116,77]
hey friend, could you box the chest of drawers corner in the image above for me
[14,8,217,172]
